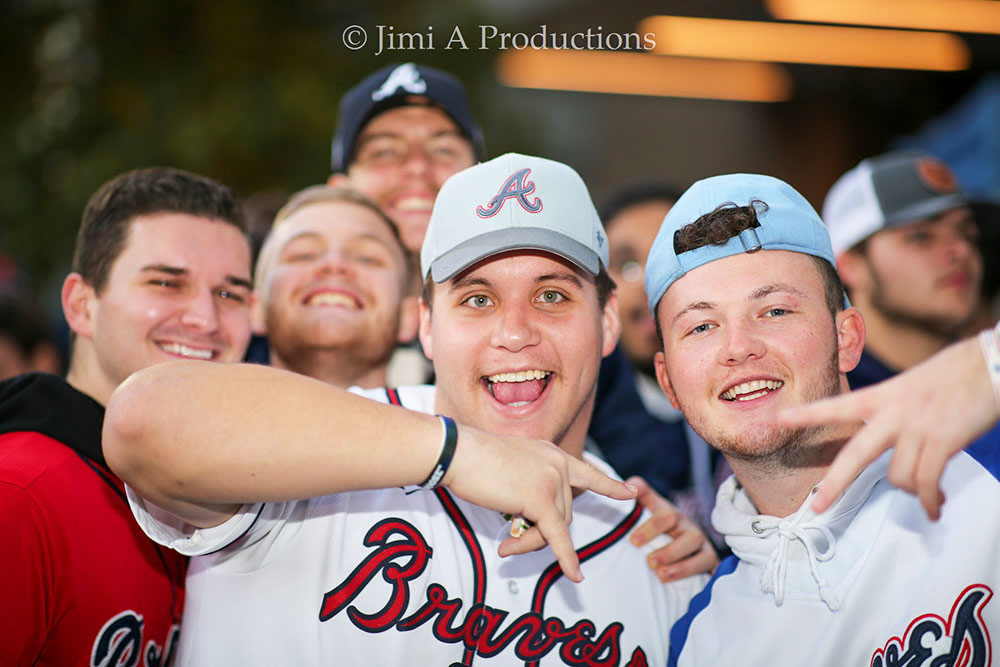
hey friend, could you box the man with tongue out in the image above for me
[325,63,692,505]
[105,153,708,666]
[647,174,1000,666]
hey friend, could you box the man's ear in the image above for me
[61,273,96,340]
[600,292,622,358]
[417,297,433,360]
[835,250,869,292]
[835,306,866,373]
[327,173,348,188]
[654,350,682,411]
[396,296,420,344]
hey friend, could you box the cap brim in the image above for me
[428,227,600,282]
[883,194,969,228]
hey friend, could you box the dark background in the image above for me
[4,0,999,303]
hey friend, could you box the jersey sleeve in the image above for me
[124,484,295,557]
[0,482,52,664]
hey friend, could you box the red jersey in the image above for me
[0,373,185,666]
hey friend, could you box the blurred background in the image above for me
[4,0,1000,365]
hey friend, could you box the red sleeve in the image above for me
[0,481,54,666]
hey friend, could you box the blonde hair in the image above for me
[253,185,412,291]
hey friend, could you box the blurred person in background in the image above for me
[823,151,984,389]
[0,297,62,380]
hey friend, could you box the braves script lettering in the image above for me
[320,518,641,666]
[90,611,178,667]
[476,168,543,218]
[870,585,992,667]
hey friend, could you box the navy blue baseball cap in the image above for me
[330,62,487,173]
[645,173,840,313]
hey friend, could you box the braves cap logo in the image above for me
[372,63,427,102]
[915,158,959,194]
[476,168,544,218]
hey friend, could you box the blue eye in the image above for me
[691,323,713,335]
[218,289,246,304]
[766,308,788,317]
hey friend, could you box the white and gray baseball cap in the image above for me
[420,153,609,282]
[822,151,969,256]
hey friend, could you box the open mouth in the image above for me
[721,379,783,402]
[304,291,360,309]
[484,370,553,407]
[158,342,216,360]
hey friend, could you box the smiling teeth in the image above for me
[722,380,783,401]
[396,197,434,212]
[160,343,213,360]
[307,293,357,308]
[487,370,550,383]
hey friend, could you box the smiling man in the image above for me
[105,153,706,665]
[0,167,253,663]
[252,185,417,388]
[646,174,1000,666]
[327,62,485,255]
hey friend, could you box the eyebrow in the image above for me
[449,270,585,292]
[535,271,584,289]
[749,283,808,301]
[671,282,807,326]
[280,230,401,257]
[355,128,466,147]
[139,264,252,290]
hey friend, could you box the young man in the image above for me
[823,151,983,389]
[328,62,681,506]
[643,173,1000,665]
[105,154,707,665]
[603,184,725,545]
[251,185,418,388]
[0,167,254,664]
[328,61,486,255]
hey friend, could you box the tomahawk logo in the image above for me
[477,168,543,218]
[870,584,992,667]
[371,63,427,101]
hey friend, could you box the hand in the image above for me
[442,425,638,583]
[778,336,1000,520]
[626,476,718,582]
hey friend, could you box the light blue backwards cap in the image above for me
[644,173,838,312]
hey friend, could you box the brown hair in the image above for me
[72,167,246,294]
[655,200,846,343]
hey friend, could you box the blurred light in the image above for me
[639,15,970,71]
[767,0,1000,35]
[496,50,792,103]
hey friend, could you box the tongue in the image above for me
[491,379,546,405]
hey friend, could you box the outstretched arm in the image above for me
[104,360,637,582]
[778,330,1000,520]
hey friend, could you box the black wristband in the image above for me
[420,415,457,490]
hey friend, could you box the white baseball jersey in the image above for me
[668,428,1000,667]
[127,385,706,666]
